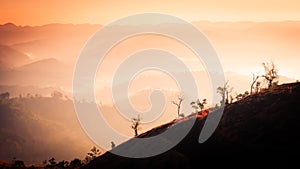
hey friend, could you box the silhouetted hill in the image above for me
[84,82,300,168]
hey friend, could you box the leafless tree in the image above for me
[262,61,279,88]
[131,114,141,136]
[172,94,184,118]
[250,73,259,94]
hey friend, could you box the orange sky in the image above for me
[1,0,300,26]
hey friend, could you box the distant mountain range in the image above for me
[0,21,299,88]
[0,23,101,63]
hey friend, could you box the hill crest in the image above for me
[84,82,300,168]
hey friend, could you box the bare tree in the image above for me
[217,81,233,105]
[172,94,184,118]
[131,114,141,136]
[250,73,259,94]
[262,61,279,88]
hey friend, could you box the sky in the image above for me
[1,0,300,26]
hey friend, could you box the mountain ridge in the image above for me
[84,82,300,168]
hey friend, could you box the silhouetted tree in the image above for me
[48,157,56,167]
[191,98,207,114]
[85,146,101,163]
[56,160,68,168]
[111,141,116,149]
[69,158,83,169]
[250,73,259,94]
[217,81,233,105]
[255,81,261,93]
[171,94,184,118]
[262,61,279,88]
[11,159,25,169]
[131,114,141,136]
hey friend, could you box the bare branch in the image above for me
[172,94,184,119]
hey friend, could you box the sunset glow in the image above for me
[1,0,300,26]
[0,0,300,166]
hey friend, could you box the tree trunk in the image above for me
[269,79,272,88]
[134,129,138,136]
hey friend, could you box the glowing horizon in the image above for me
[1,0,300,26]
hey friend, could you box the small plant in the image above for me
[235,91,249,101]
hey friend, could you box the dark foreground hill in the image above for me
[84,82,300,168]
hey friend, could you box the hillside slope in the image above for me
[84,82,300,168]
[0,96,94,164]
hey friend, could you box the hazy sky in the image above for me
[1,0,300,26]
